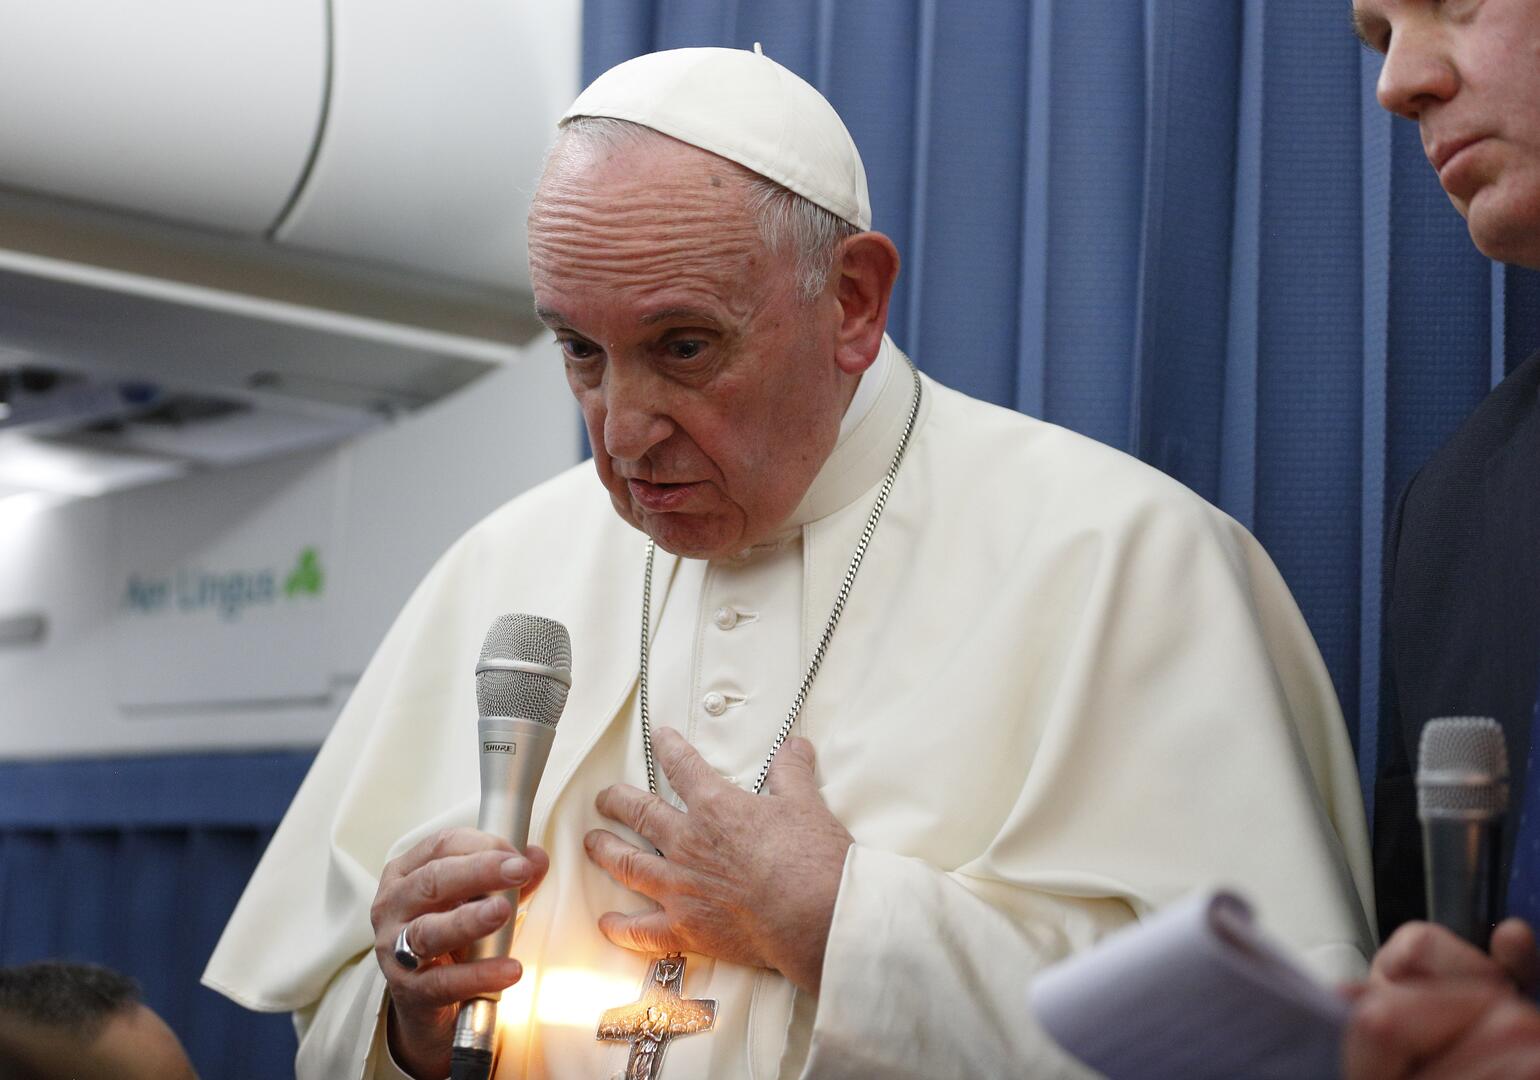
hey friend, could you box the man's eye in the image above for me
[668,340,705,361]
[558,338,601,362]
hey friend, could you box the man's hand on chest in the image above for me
[584,726,854,995]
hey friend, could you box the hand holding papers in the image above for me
[1029,891,1348,1080]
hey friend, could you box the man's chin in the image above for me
[1462,186,1540,269]
[643,529,739,561]
[618,505,741,561]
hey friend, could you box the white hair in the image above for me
[550,116,859,302]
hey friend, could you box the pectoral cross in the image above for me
[596,954,717,1079]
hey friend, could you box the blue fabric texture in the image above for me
[0,754,311,1079]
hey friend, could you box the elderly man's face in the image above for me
[528,135,852,559]
[1355,0,1540,267]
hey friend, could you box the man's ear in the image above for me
[832,232,900,376]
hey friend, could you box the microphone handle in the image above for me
[452,716,557,1078]
[1422,816,1501,949]
[467,716,556,964]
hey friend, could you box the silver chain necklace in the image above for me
[637,357,922,797]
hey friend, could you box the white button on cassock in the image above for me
[713,606,739,630]
[702,691,727,716]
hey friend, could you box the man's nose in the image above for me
[1376,24,1457,121]
[601,362,673,462]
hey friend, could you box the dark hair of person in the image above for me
[0,962,142,1040]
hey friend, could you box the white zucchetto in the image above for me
[560,46,872,231]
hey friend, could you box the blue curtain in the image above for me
[0,754,310,1079]
[582,0,1540,813]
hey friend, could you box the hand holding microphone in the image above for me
[374,831,548,1079]
[369,613,571,1080]
[1339,719,1540,1079]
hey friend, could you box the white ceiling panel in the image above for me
[274,0,580,292]
[0,0,327,233]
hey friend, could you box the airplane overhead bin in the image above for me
[0,0,580,496]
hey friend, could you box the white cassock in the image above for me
[204,336,1374,1079]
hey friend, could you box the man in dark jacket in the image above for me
[1348,0,1540,1075]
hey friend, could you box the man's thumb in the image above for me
[765,736,818,794]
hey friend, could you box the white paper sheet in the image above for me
[1028,890,1348,1079]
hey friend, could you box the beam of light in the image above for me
[534,967,641,1027]
[495,965,643,1032]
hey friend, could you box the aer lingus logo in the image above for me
[123,546,326,620]
[284,547,325,598]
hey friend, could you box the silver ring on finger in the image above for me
[393,922,428,971]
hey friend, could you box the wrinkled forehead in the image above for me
[529,134,771,277]
[526,145,788,325]
[534,126,763,220]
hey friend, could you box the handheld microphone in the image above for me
[451,614,572,1080]
[1417,716,1509,949]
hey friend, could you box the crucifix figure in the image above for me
[596,954,718,1079]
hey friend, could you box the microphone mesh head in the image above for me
[476,614,571,725]
[1417,716,1509,820]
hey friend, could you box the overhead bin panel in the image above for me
[0,253,507,414]
[274,0,580,293]
[0,0,327,234]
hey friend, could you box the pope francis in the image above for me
[205,47,1375,1080]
